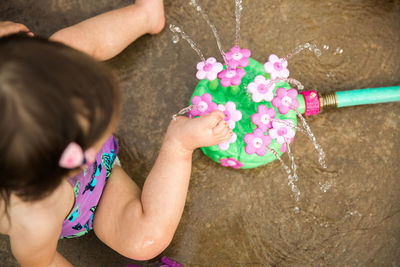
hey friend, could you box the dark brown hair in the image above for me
[0,34,121,205]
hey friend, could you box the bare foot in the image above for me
[165,111,233,153]
[136,0,165,34]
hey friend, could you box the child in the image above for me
[0,1,232,266]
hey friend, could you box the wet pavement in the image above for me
[1,0,400,266]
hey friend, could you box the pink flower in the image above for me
[196,57,223,81]
[220,158,244,169]
[271,87,299,115]
[244,128,272,156]
[217,68,246,87]
[251,105,276,132]
[218,133,237,151]
[217,101,242,129]
[189,93,218,118]
[247,75,275,102]
[225,46,251,69]
[269,120,296,145]
[263,54,289,80]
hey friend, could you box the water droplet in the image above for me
[335,47,344,54]
[172,35,180,44]
[174,26,181,33]
[196,6,202,11]
[304,43,310,48]
[314,49,322,57]
[294,207,300,214]
[323,45,329,50]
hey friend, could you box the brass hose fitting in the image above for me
[318,92,338,112]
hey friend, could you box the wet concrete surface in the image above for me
[1,0,400,266]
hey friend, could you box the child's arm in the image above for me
[50,0,164,61]
[93,112,233,260]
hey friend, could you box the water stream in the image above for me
[189,0,229,67]
[169,24,206,63]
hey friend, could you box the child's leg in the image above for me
[93,112,232,260]
[50,0,165,60]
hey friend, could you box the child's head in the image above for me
[0,34,121,203]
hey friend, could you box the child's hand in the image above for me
[0,21,33,38]
[165,111,233,154]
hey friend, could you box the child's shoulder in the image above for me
[0,179,74,237]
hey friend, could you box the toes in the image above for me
[200,110,224,128]
[212,120,227,135]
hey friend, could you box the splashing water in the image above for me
[234,0,243,47]
[294,109,327,168]
[172,105,193,121]
[266,146,292,176]
[169,24,206,63]
[267,146,300,201]
[283,42,323,62]
[319,181,332,192]
[190,0,229,67]
[335,47,344,54]
[285,137,300,188]
[270,119,307,135]
[285,78,305,91]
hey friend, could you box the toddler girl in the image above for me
[0,1,232,266]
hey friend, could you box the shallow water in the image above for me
[1,0,400,266]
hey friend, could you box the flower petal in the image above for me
[269,54,279,63]
[231,76,242,86]
[196,70,206,80]
[197,61,205,70]
[217,70,226,79]
[218,141,229,150]
[255,147,266,156]
[279,105,290,115]
[220,78,231,87]
[239,57,249,67]
[271,97,281,107]
[202,93,212,103]
[276,87,287,97]
[287,88,298,98]
[225,101,236,111]
[236,68,246,77]
[241,49,251,57]
[192,95,201,105]
[245,144,256,155]
[207,57,217,64]
[252,92,263,103]
[247,82,257,92]
[213,62,223,72]
[254,75,266,84]
[258,104,268,113]
[244,133,255,143]
[263,62,274,73]
[206,71,217,81]
[280,68,290,78]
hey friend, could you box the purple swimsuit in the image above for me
[60,135,119,239]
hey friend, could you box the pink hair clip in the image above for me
[59,142,96,169]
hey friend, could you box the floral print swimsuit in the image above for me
[59,135,118,239]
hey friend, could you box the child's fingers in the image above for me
[0,21,32,38]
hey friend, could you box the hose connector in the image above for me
[318,92,338,112]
